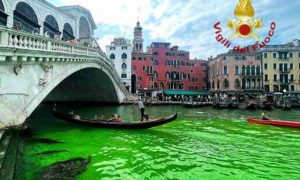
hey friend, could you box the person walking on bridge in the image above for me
[136,99,149,121]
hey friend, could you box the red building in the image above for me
[131,22,208,94]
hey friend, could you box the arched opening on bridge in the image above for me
[45,68,120,104]
[0,0,8,26]
[63,23,74,41]
[13,2,40,33]
[79,16,91,40]
[44,15,60,38]
[131,74,137,94]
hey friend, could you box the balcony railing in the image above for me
[279,69,290,73]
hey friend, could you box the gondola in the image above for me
[247,117,300,128]
[53,106,177,129]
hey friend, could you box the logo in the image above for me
[214,0,276,53]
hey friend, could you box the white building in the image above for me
[106,38,133,91]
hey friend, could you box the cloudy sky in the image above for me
[51,0,300,59]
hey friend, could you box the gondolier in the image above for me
[137,99,149,121]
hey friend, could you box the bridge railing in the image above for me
[0,25,129,95]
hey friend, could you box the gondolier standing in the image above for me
[137,99,149,121]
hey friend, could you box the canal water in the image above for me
[16,104,300,179]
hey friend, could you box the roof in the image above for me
[163,90,211,96]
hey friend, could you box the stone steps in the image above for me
[0,129,19,180]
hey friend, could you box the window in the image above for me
[291,74,294,81]
[121,53,127,59]
[242,56,247,60]
[290,52,293,58]
[264,53,267,59]
[154,72,158,78]
[132,57,136,60]
[235,79,240,88]
[224,79,229,88]
[246,65,250,75]
[264,63,268,70]
[251,66,255,76]
[265,74,268,81]
[242,66,246,75]
[154,60,159,65]
[299,53,300,58]
[110,54,115,59]
[142,66,145,71]
[153,52,158,56]
[122,63,127,69]
[223,56,227,60]
[274,74,277,81]
[122,46,127,50]
[273,53,276,58]
[290,63,294,69]
[138,57,142,60]
[235,56,239,60]
[235,66,239,75]
[273,63,277,69]
[256,66,261,76]
[165,61,170,65]
[224,65,228,75]
[110,47,115,50]
[291,85,295,92]
[121,74,127,78]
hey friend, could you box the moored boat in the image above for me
[247,117,300,128]
[53,107,177,129]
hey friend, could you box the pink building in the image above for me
[208,51,262,92]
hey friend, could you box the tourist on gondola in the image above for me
[12,22,22,30]
[136,99,149,121]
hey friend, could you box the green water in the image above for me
[17,105,300,179]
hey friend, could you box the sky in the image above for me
[51,0,300,60]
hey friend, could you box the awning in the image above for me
[163,90,211,96]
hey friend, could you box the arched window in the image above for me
[122,63,127,69]
[235,66,239,75]
[165,61,170,65]
[154,82,158,89]
[212,81,215,89]
[165,72,170,79]
[154,71,158,78]
[256,65,261,76]
[246,65,251,75]
[242,79,246,89]
[181,61,185,66]
[235,79,240,88]
[13,2,40,33]
[251,65,256,76]
[44,15,59,38]
[121,53,127,59]
[110,54,115,59]
[63,23,74,41]
[217,80,220,89]
[224,79,229,88]
[0,0,8,26]
[224,65,228,75]
[242,65,245,75]
[160,82,164,89]
[167,83,171,89]
[79,16,91,39]
[154,60,158,65]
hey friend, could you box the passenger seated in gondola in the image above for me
[115,115,122,122]
[261,112,270,120]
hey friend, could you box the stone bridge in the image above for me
[0,26,130,128]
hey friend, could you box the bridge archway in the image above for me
[0,0,7,26]
[44,15,60,38]
[63,23,74,41]
[13,2,40,33]
[79,16,91,40]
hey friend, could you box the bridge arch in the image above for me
[16,63,124,125]
[13,2,40,33]
[44,15,60,38]
[0,0,7,26]
[79,16,91,40]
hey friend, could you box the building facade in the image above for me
[106,38,133,90]
[261,40,300,92]
[208,51,262,92]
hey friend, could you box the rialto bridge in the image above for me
[0,0,130,128]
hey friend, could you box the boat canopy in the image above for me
[163,90,211,96]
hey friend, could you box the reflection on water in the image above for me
[17,105,300,179]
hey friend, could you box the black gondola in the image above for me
[53,107,177,129]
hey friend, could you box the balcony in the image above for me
[279,69,290,73]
